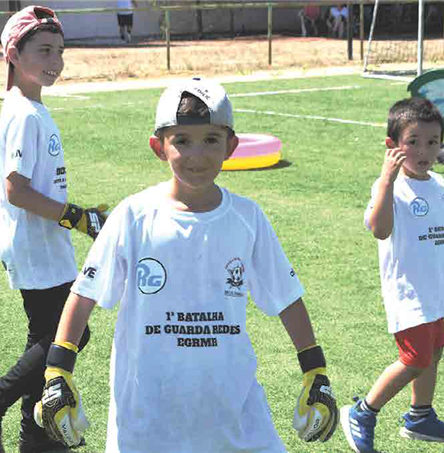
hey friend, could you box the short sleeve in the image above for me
[248,206,304,316]
[364,178,380,230]
[72,203,128,309]
[4,114,39,180]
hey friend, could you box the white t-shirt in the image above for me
[330,6,348,18]
[0,88,77,289]
[73,183,304,453]
[117,0,134,15]
[364,172,444,333]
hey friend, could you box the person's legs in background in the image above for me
[0,282,90,453]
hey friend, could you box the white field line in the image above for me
[49,93,90,100]
[49,85,384,129]
[230,85,361,98]
[235,108,385,128]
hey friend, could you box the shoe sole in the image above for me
[400,427,444,442]
[340,406,361,453]
[340,406,379,453]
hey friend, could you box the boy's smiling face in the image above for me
[152,124,238,194]
[9,30,64,99]
[394,120,442,180]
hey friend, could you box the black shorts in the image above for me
[117,13,133,27]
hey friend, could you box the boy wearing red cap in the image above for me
[0,5,107,452]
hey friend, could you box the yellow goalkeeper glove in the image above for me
[59,203,109,240]
[293,345,338,442]
[34,342,89,447]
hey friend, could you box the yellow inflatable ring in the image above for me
[222,133,282,171]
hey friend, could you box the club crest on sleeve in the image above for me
[136,258,167,295]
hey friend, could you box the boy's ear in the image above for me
[7,46,19,66]
[225,134,239,160]
[149,135,167,161]
[386,136,396,149]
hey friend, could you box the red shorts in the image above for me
[395,318,444,368]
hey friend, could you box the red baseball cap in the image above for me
[1,5,63,91]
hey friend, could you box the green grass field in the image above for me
[2,74,444,453]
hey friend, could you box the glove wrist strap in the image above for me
[47,343,77,373]
[297,345,326,374]
[59,203,83,230]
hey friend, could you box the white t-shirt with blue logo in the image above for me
[0,88,77,289]
[364,172,444,333]
[72,183,304,453]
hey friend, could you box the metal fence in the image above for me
[1,1,441,70]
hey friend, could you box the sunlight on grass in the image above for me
[1,75,443,453]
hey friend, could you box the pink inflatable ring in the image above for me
[222,133,282,171]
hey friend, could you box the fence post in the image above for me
[347,1,353,60]
[360,2,364,60]
[268,3,272,65]
[165,9,171,71]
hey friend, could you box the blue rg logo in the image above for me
[136,258,167,295]
[48,134,61,157]
[410,197,429,217]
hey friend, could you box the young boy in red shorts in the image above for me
[341,97,444,452]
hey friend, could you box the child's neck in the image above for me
[12,83,43,104]
[401,167,430,181]
[167,181,222,213]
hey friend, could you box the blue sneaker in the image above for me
[400,408,444,442]
[340,400,378,453]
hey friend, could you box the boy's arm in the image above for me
[55,292,96,346]
[6,171,65,221]
[279,298,338,443]
[279,297,316,351]
[367,146,406,240]
[6,171,108,240]
[367,177,396,240]
[35,293,96,447]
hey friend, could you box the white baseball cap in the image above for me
[155,77,234,133]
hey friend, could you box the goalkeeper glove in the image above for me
[34,342,89,447]
[59,203,109,240]
[293,345,338,442]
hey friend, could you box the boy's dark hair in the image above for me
[176,92,211,124]
[387,97,444,143]
[156,92,234,138]
[15,23,63,53]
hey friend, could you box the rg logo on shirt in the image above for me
[136,258,167,295]
[410,197,429,217]
[48,134,61,157]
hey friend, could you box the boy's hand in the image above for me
[293,368,338,442]
[34,342,89,447]
[35,367,89,447]
[293,345,338,442]
[59,203,109,240]
[381,147,406,184]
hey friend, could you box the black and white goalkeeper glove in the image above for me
[34,342,89,447]
[59,203,109,240]
[293,345,338,442]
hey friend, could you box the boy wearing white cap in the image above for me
[0,5,108,452]
[35,77,338,452]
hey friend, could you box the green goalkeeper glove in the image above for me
[59,203,109,240]
[293,345,338,442]
[34,342,89,447]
